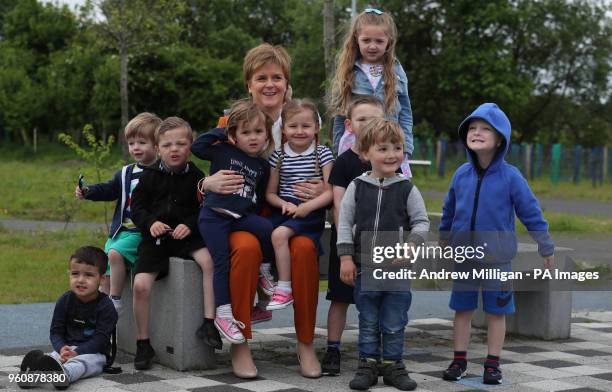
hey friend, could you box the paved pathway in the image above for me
[1,312,612,391]
[3,291,612,350]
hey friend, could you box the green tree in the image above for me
[90,0,184,157]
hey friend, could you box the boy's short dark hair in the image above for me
[155,116,193,144]
[356,118,404,155]
[69,246,108,275]
[347,95,384,119]
[125,112,161,143]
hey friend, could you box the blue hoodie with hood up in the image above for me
[440,103,554,263]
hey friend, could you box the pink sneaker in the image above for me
[251,306,272,324]
[266,288,294,310]
[214,316,246,344]
[258,270,277,296]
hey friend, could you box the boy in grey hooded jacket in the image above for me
[337,119,429,391]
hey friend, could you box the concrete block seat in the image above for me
[117,257,215,371]
[472,244,574,340]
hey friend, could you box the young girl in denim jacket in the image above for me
[330,8,413,176]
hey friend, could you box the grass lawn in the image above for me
[0,228,106,304]
[0,142,212,223]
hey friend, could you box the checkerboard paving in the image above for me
[1,312,611,392]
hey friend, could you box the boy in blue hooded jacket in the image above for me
[439,103,554,385]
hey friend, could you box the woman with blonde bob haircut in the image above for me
[196,43,325,379]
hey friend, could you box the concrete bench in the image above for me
[472,244,574,340]
[117,258,215,371]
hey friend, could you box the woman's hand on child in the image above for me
[150,221,172,237]
[74,185,85,200]
[282,201,298,215]
[543,255,554,269]
[292,203,311,218]
[204,170,244,195]
[172,224,191,240]
[292,179,324,202]
[340,257,357,286]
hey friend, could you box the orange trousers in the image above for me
[228,231,319,343]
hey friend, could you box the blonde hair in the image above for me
[124,112,160,142]
[346,94,384,120]
[356,118,404,155]
[330,10,398,117]
[278,99,322,175]
[226,99,274,157]
[243,43,291,91]
[155,117,192,144]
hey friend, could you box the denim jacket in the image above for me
[332,61,413,156]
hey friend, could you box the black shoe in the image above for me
[196,321,223,350]
[134,340,155,370]
[37,355,70,390]
[349,358,379,390]
[321,347,341,376]
[483,364,502,384]
[382,361,417,391]
[442,360,467,381]
[18,350,45,389]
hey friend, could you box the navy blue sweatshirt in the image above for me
[191,128,269,215]
[50,291,118,355]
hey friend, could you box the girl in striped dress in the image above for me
[265,99,334,310]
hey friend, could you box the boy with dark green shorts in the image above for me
[75,113,160,314]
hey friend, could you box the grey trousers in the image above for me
[50,349,106,383]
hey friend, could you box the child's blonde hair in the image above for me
[330,10,398,117]
[279,99,322,175]
[155,117,192,144]
[356,118,404,155]
[243,43,291,91]
[226,99,274,157]
[346,94,384,120]
[125,112,161,142]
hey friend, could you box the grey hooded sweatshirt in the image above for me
[337,173,429,265]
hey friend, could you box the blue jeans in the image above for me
[198,207,273,307]
[354,273,412,361]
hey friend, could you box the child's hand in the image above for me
[281,201,297,215]
[172,224,191,240]
[60,346,77,363]
[292,203,311,218]
[543,254,554,269]
[75,185,86,200]
[150,221,172,237]
[60,346,71,355]
[340,257,357,286]
[391,242,416,266]
[61,350,77,363]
